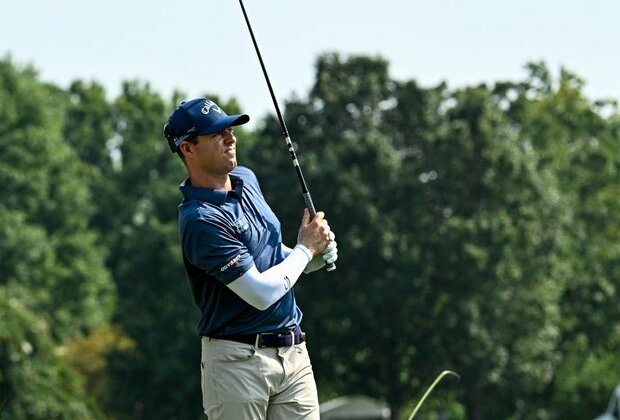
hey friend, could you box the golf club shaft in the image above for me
[238,0,336,271]
[408,370,460,420]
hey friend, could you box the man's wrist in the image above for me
[294,244,313,262]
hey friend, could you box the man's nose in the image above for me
[223,129,236,143]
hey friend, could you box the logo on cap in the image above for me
[201,100,222,115]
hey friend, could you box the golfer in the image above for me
[164,98,338,419]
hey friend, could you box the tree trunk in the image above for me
[389,401,403,420]
[465,392,482,420]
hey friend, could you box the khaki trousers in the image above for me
[201,336,320,420]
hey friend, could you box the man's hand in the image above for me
[297,208,331,256]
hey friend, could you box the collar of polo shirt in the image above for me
[180,176,245,205]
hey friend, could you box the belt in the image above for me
[217,325,305,348]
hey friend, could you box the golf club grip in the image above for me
[303,193,336,272]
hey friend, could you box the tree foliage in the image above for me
[252,54,578,419]
[1,53,619,420]
[0,292,101,419]
[0,57,116,418]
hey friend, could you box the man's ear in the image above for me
[179,141,193,159]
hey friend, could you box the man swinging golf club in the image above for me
[164,98,338,419]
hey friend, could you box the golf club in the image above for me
[238,0,336,272]
[408,370,460,419]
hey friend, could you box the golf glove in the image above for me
[304,232,338,274]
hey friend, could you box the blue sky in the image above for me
[2,0,619,126]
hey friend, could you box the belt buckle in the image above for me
[254,330,296,348]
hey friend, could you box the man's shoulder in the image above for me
[179,204,236,244]
[179,200,223,227]
[232,166,259,185]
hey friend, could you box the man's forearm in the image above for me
[226,244,312,310]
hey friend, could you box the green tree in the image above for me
[251,53,442,419]
[497,63,620,419]
[420,84,570,419]
[0,291,101,419]
[253,54,574,419]
[0,61,114,339]
[62,80,117,235]
[0,57,114,418]
[4,52,619,420]
[0,57,115,340]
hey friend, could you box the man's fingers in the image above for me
[301,208,310,225]
[299,210,333,255]
[323,248,338,264]
[325,255,338,265]
[313,211,325,223]
[323,241,337,253]
[322,240,338,264]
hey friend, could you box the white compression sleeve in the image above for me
[226,244,312,310]
[283,244,325,274]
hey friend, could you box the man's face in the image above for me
[189,127,238,175]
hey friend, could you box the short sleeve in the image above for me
[181,216,255,284]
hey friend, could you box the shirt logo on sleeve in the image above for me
[220,254,242,272]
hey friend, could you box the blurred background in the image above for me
[1,1,620,419]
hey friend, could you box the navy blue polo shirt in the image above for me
[178,166,302,337]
